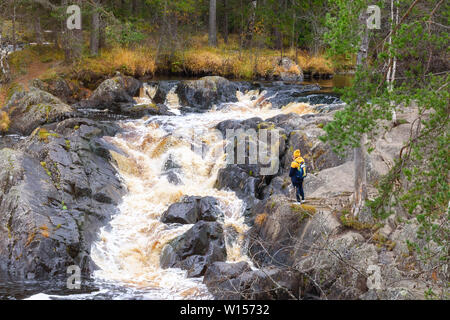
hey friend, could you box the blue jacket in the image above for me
[289,166,304,185]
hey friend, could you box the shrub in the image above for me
[0,111,10,133]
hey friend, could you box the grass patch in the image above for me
[178,46,334,79]
[8,45,64,76]
[255,213,268,226]
[373,232,396,251]
[64,139,71,151]
[72,46,157,79]
[340,212,376,231]
[180,35,336,78]
[290,203,317,222]
[37,128,59,143]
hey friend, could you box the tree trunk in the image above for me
[12,4,16,52]
[387,0,398,124]
[353,11,369,219]
[244,0,257,48]
[99,17,106,50]
[223,0,229,44]
[291,8,296,50]
[90,7,100,56]
[132,0,138,15]
[34,16,43,45]
[209,0,217,47]
[0,20,11,84]
[64,0,83,63]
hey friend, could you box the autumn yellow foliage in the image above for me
[255,213,268,226]
[0,111,10,133]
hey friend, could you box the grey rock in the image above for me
[0,118,125,281]
[175,76,239,111]
[86,75,141,111]
[161,196,223,224]
[4,88,75,135]
[160,221,226,277]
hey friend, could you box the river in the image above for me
[0,78,348,300]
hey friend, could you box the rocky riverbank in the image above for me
[0,74,440,299]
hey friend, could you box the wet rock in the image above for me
[163,155,181,171]
[265,113,308,133]
[175,76,239,111]
[161,196,223,224]
[84,75,141,111]
[215,117,262,135]
[0,118,125,281]
[117,102,174,117]
[272,57,304,82]
[3,88,75,135]
[214,116,286,209]
[160,221,226,277]
[164,171,182,185]
[215,164,265,208]
[151,80,179,104]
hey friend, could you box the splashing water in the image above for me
[89,86,315,299]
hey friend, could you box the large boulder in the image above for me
[294,233,375,300]
[203,261,253,299]
[272,57,304,82]
[215,164,265,206]
[161,196,223,224]
[160,221,226,277]
[233,267,305,300]
[29,78,88,104]
[85,75,141,111]
[247,196,319,267]
[203,262,307,300]
[285,128,347,172]
[3,88,75,135]
[175,76,239,112]
[214,116,287,210]
[116,102,174,118]
[0,118,125,281]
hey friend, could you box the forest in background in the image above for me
[0,0,354,88]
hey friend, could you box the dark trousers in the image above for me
[294,180,305,202]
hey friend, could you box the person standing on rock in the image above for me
[289,149,307,203]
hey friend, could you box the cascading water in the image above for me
[88,86,317,299]
[19,81,341,300]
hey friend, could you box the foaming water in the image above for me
[87,87,316,299]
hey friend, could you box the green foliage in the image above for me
[324,0,369,60]
[321,0,449,276]
[106,22,146,47]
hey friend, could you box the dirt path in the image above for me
[1,60,58,107]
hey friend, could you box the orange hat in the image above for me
[293,149,301,158]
